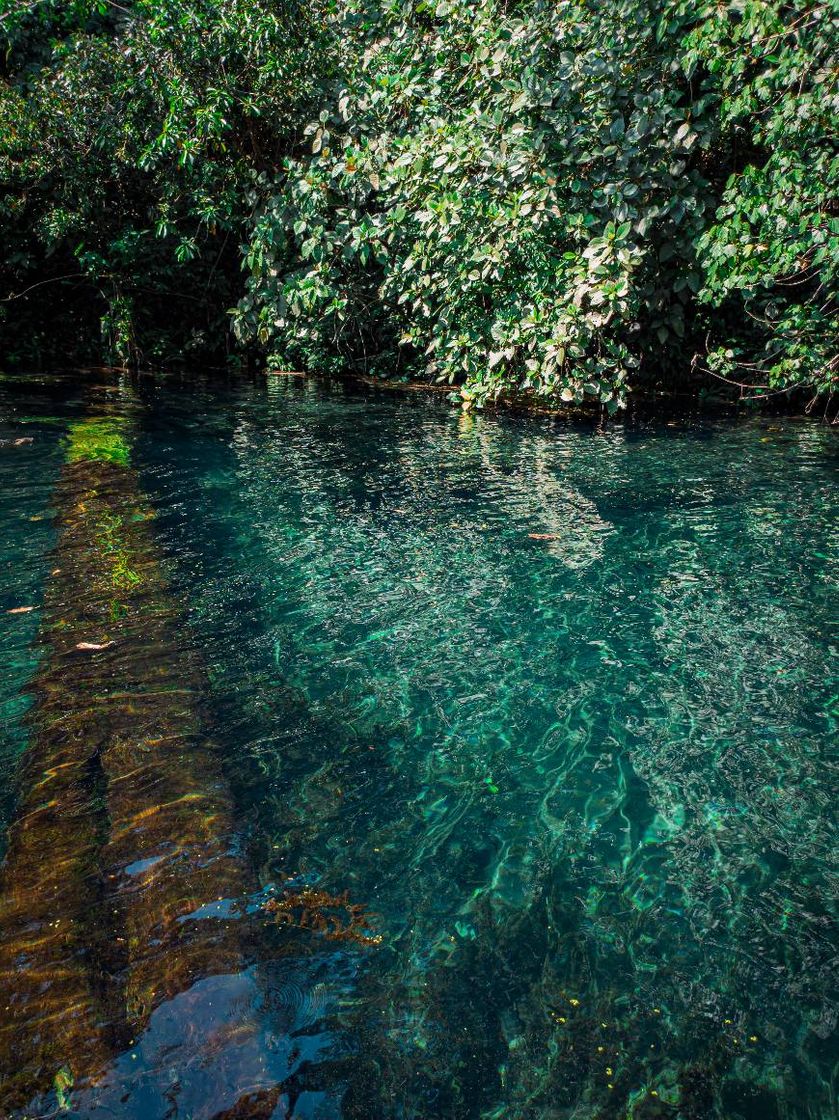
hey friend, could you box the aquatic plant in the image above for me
[66,417,131,467]
[263,886,382,946]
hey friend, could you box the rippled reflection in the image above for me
[1,374,836,1119]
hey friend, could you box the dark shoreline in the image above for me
[1,365,835,426]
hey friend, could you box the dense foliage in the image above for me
[0,0,332,364]
[1,0,836,408]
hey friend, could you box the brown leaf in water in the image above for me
[528,533,560,541]
[263,887,382,945]
[7,605,35,614]
[75,641,116,651]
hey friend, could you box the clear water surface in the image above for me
[0,373,836,1120]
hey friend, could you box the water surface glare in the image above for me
[0,375,836,1120]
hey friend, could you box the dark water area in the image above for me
[0,372,836,1120]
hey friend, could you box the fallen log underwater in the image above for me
[0,414,272,1117]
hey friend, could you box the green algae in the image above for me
[96,511,142,618]
[53,1066,73,1112]
[65,418,145,617]
[66,417,131,467]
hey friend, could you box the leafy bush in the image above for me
[236,0,715,409]
[0,0,333,365]
[233,0,836,408]
[684,0,838,404]
[1,0,836,407]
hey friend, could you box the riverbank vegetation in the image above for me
[1,0,836,410]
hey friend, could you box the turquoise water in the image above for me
[0,379,78,844]
[0,374,836,1119]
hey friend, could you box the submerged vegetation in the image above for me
[0,412,253,1113]
[66,416,132,466]
[0,394,389,1115]
[0,0,836,409]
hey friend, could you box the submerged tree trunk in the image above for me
[0,415,255,1115]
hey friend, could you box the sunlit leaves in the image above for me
[237,0,717,407]
[1,0,835,401]
[685,0,838,398]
